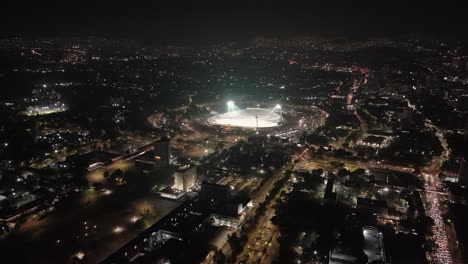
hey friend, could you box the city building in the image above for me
[199,182,252,216]
[60,151,119,171]
[357,134,392,149]
[362,226,387,264]
[156,186,185,200]
[154,136,171,168]
[458,158,468,186]
[323,178,337,205]
[356,198,388,216]
[329,249,358,264]
[103,194,245,264]
[199,182,232,209]
[173,164,197,191]
[329,227,388,264]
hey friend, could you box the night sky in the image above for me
[2,2,467,43]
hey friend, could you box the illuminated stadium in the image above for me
[208,102,284,128]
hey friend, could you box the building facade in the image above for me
[154,136,171,168]
[174,165,197,191]
[458,159,468,186]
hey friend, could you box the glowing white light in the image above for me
[275,104,281,109]
[208,108,283,128]
[227,101,234,107]
[113,226,124,233]
[75,251,85,260]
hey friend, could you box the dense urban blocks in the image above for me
[1,33,467,264]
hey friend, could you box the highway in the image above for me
[420,118,459,264]
[201,163,293,264]
[235,173,291,264]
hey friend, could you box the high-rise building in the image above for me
[346,93,353,105]
[199,182,232,209]
[174,164,197,191]
[154,136,171,168]
[458,159,468,186]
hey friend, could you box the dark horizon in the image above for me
[2,3,468,44]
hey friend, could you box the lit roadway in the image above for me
[204,163,293,264]
[420,118,459,264]
[354,92,459,263]
[294,89,457,264]
[295,151,448,196]
[399,94,458,264]
[296,148,457,263]
[237,207,280,264]
[294,124,457,264]
[236,178,290,264]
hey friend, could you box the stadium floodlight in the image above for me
[227,101,234,112]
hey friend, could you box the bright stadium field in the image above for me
[207,108,284,128]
